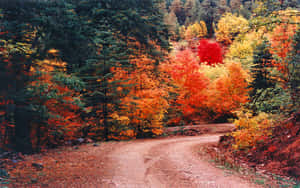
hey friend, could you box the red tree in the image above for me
[166,50,209,122]
[198,39,223,66]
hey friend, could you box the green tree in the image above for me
[287,29,300,114]
[0,0,87,152]
[248,40,276,112]
[0,0,170,151]
[184,0,202,25]
[170,0,186,25]
[200,0,221,38]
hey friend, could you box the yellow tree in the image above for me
[224,29,266,70]
[184,21,207,41]
[216,13,249,45]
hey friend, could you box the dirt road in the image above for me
[12,124,260,188]
[97,135,259,188]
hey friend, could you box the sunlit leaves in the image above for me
[28,57,84,149]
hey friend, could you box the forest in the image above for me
[0,0,299,186]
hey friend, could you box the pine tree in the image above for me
[75,0,170,140]
[287,29,300,113]
[184,0,204,25]
[249,40,275,102]
[80,24,129,139]
[0,0,88,152]
[0,0,170,150]
[170,0,186,25]
[200,0,221,38]
[0,2,41,152]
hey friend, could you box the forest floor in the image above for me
[3,124,289,188]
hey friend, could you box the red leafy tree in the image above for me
[166,50,209,122]
[28,56,83,150]
[270,23,297,77]
[198,39,223,66]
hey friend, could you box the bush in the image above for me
[232,111,274,151]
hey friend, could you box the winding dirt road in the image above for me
[22,124,260,187]
[98,135,259,188]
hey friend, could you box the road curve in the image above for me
[98,135,260,188]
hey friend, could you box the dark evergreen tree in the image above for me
[170,0,186,25]
[0,0,170,151]
[0,2,42,152]
[249,40,275,98]
[0,0,87,152]
[77,0,170,140]
[247,39,281,113]
[287,29,300,113]
[200,0,221,38]
[184,0,203,25]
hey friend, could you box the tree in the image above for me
[170,0,186,25]
[0,3,42,152]
[269,10,299,76]
[111,54,169,138]
[81,25,129,140]
[166,50,209,122]
[184,21,207,40]
[78,0,170,140]
[224,29,265,70]
[249,40,275,98]
[198,39,223,65]
[206,62,250,118]
[216,13,249,45]
[184,0,202,25]
[287,29,300,114]
[199,0,222,38]
[230,0,242,11]
[0,0,171,151]
[164,11,180,40]
[27,54,84,150]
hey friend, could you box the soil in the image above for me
[5,124,261,188]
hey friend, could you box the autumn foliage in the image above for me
[108,54,169,139]
[269,22,297,76]
[184,21,207,41]
[197,39,223,66]
[28,56,83,149]
[205,62,250,117]
[165,50,209,122]
[215,13,249,45]
[1,0,299,165]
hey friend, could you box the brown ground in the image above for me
[6,124,261,188]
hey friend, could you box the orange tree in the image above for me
[165,49,209,123]
[27,54,84,150]
[205,62,250,120]
[110,54,169,139]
